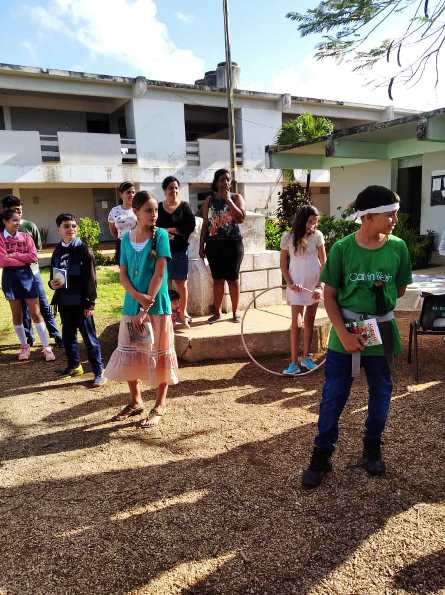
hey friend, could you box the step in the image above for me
[174,305,330,363]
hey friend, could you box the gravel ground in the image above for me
[0,333,444,595]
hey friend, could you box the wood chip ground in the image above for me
[0,333,444,594]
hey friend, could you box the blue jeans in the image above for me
[22,272,62,344]
[59,306,104,375]
[315,350,393,452]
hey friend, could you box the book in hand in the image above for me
[126,320,154,344]
[52,267,68,289]
[345,318,382,347]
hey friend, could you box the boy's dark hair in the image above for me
[291,204,320,253]
[0,208,19,230]
[56,213,77,227]
[162,176,180,191]
[168,289,180,302]
[211,168,230,192]
[1,194,22,209]
[355,186,400,212]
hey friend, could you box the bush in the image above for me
[265,212,357,254]
[266,208,433,270]
[95,253,115,267]
[317,215,359,253]
[265,218,287,251]
[78,217,101,254]
[275,183,311,229]
[392,213,431,269]
[38,227,49,246]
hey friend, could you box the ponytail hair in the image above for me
[132,191,158,259]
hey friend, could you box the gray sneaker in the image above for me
[92,373,107,387]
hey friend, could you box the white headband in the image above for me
[355,202,400,217]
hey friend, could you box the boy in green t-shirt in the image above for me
[302,186,412,488]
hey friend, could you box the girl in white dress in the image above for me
[280,205,326,374]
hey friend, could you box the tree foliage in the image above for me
[276,112,334,146]
[276,113,334,193]
[78,217,101,254]
[287,1,445,98]
[275,182,312,230]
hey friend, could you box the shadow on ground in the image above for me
[1,365,444,594]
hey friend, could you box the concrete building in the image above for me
[0,61,413,243]
[267,108,445,249]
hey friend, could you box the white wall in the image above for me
[421,152,445,237]
[330,160,393,215]
[20,187,95,243]
[241,107,282,168]
[0,130,42,166]
[132,97,186,168]
[198,138,230,170]
[138,183,190,207]
[243,182,282,213]
[58,132,122,166]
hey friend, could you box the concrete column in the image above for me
[11,186,21,198]
[3,106,12,130]
[125,101,136,139]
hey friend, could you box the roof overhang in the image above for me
[266,107,445,169]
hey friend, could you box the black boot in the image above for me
[361,439,386,476]
[302,447,333,488]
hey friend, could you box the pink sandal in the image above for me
[18,345,31,361]
[42,347,56,362]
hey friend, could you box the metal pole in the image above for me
[223,0,236,185]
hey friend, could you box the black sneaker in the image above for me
[361,439,386,476]
[302,447,333,488]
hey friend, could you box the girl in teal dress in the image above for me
[105,191,179,427]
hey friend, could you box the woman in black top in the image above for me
[157,176,196,327]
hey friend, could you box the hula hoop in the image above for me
[240,285,327,377]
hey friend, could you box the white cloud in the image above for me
[176,11,193,23]
[30,5,70,34]
[21,40,39,65]
[30,0,204,83]
[266,16,445,115]
[268,50,445,111]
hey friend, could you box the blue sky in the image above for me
[0,0,443,110]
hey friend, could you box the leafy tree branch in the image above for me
[287,1,445,98]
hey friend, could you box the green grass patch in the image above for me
[0,266,124,346]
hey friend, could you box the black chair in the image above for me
[408,293,445,381]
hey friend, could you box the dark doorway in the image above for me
[397,166,422,232]
[93,188,117,241]
[86,113,110,134]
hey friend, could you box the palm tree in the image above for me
[276,112,334,194]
